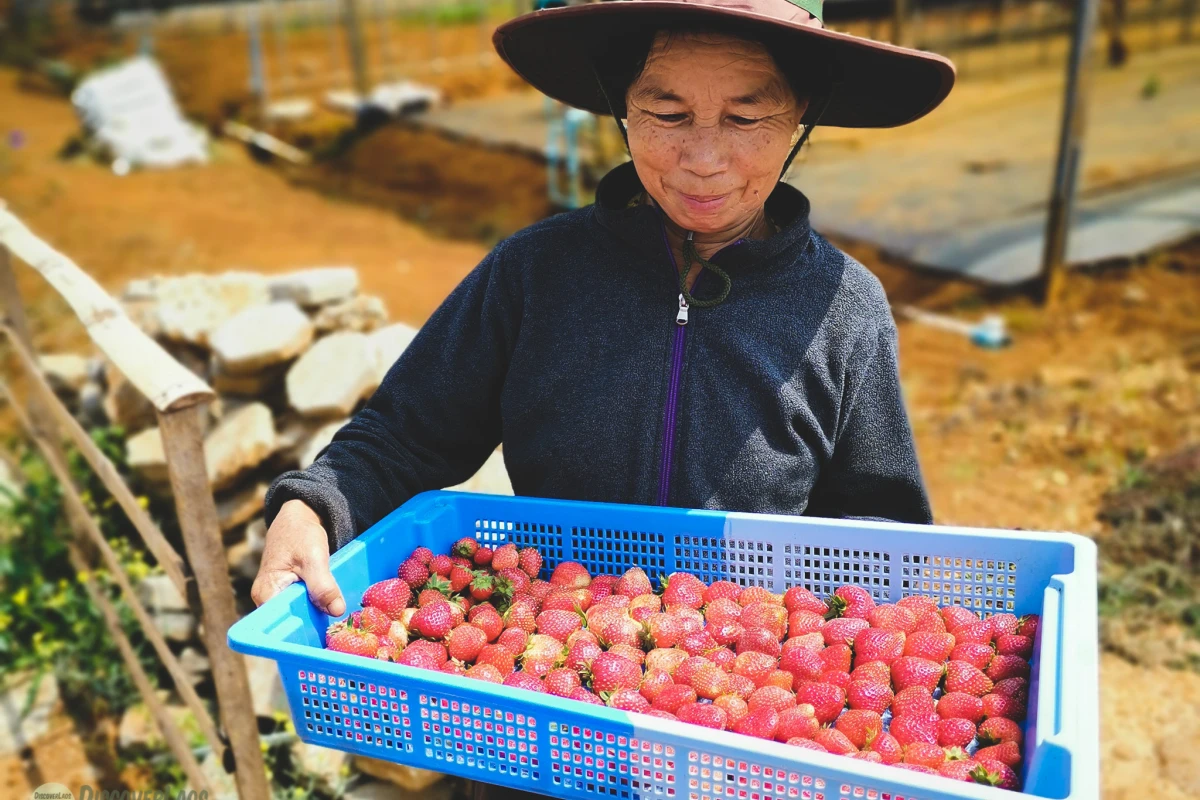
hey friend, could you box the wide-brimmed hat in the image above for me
[493,0,956,129]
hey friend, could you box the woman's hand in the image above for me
[251,499,346,616]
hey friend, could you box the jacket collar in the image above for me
[590,161,814,273]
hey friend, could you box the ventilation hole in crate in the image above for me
[483,519,566,576]
[780,545,890,600]
[419,693,539,775]
[571,527,667,581]
[686,748,820,800]
[900,554,1018,613]
[295,672,416,755]
[550,722,675,798]
[674,536,776,587]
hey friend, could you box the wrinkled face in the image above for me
[626,31,807,234]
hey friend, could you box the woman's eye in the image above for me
[729,116,761,126]
[652,113,687,123]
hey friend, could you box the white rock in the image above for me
[298,418,347,469]
[0,672,60,756]
[367,322,419,387]
[126,426,168,483]
[313,295,388,334]
[39,353,90,393]
[292,740,353,790]
[104,365,157,432]
[216,482,268,532]
[205,402,276,490]
[155,271,271,346]
[210,301,314,374]
[228,518,267,580]
[269,267,358,307]
[242,654,289,719]
[286,333,375,418]
[136,574,195,642]
[178,646,210,686]
[448,449,512,496]
[116,691,193,750]
[200,750,238,798]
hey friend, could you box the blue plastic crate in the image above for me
[229,491,1099,800]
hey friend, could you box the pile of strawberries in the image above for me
[325,540,1036,792]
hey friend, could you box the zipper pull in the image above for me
[676,293,689,325]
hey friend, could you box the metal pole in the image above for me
[1036,0,1100,306]
[342,0,372,99]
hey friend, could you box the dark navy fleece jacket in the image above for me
[265,162,932,551]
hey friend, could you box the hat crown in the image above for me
[636,0,824,26]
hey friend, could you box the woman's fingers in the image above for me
[252,500,345,616]
[301,561,346,617]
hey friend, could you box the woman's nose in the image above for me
[677,125,727,178]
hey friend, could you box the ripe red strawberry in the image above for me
[937,717,977,748]
[978,716,1024,745]
[490,543,519,572]
[536,609,584,642]
[550,561,591,588]
[517,547,543,578]
[735,628,782,657]
[847,680,893,714]
[1017,614,1040,638]
[564,639,602,672]
[995,633,1034,659]
[972,760,1021,791]
[529,579,555,601]
[428,554,452,578]
[938,691,984,722]
[892,714,940,747]
[704,580,743,604]
[942,605,981,631]
[747,685,796,714]
[544,667,582,697]
[608,643,646,667]
[464,663,502,683]
[564,686,600,706]
[446,564,472,594]
[795,682,845,724]
[787,610,825,638]
[783,586,829,615]
[661,572,707,609]
[786,632,826,652]
[396,640,445,670]
[607,688,651,712]
[685,661,729,700]
[948,643,993,671]
[588,652,642,695]
[786,738,828,753]
[496,627,529,656]
[503,602,538,634]
[812,728,857,755]
[715,694,751,727]
[411,602,454,639]
[473,546,493,567]
[726,674,756,701]
[651,684,697,713]
[738,586,780,607]
[897,595,939,613]
[418,584,450,607]
[740,602,788,639]
[362,578,412,619]
[522,635,564,675]
[867,604,918,633]
[601,616,644,649]
[356,606,392,636]
[774,704,818,742]
[992,676,1030,697]
[822,617,869,646]
[446,623,487,662]
[710,622,744,648]
[639,668,674,702]
[502,672,544,692]
[497,567,531,595]
[987,654,1031,682]
[764,669,794,690]
[681,629,720,656]
[954,619,995,645]
[989,612,1019,636]
[326,620,382,657]
[644,710,678,721]
[835,709,883,749]
[900,737,945,765]
[465,572,495,601]
[704,597,743,627]
[733,650,780,686]
[410,546,433,565]
[542,589,585,613]
[891,657,945,693]
[470,605,503,642]
[910,607,948,633]
[827,585,875,619]
[851,751,883,763]
[615,567,654,598]
[939,758,982,782]
[850,660,891,685]
[645,647,688,675]
[779,647,823,684]
[854,628,905,664]
[732,706,779,739]
[678,702,731,731]
[710,647,737,672]
[475,644,515,676]
[903,631,956,663]
[982,692,1027,722]
[397,558,429,588]
[452,537,479,558]
[821,669,852,689]
[945,661,994,697]
[870,731,903,764]
[892,686,936,717]
[975,741,1023,767]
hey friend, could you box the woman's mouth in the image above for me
[676,191,729,214]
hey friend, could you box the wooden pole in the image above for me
[1036,0,1100,306]
[158,405,271,800]
[341,0,372,99]
[892,0,910,46]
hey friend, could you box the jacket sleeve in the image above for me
[805,320,932,524]
[264,244,520,551]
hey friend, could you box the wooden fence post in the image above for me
[158,405,271,800]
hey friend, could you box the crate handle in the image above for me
[227,581,308,658]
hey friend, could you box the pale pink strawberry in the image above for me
[740,602,788,639]
[986,654,1031,682]
[849,660,891,685]
[945,661,994,697]
[890,657,945,693]
[978,716,1024,746]
[735,628,782,657]
[614,567,654,598]
[972,760,1021,791]
[941,605,981,632]
[732,706,779,739]
[737,586,781,607]
[782,586,829,615]
[589,574,618,594]
[643,709,678,721]
[836,709,884,749]
[787,610,825,638]
[678,702,731,731]
[644,647,688,674]
[937,691,985,722]
[396,641,444,670]
[779,647,823,683]
[787,632,826,652]
[819,643,853,673]
[949,642,995,671]
[891,714,940,747]
[566,628,598,648]
[828,585,875,619]
[871,731,904,764]
[550,561,591,588]
[822,617,869,646]
[544,668,582,697]
[542,589,588,613]
[715,694,751,727]
[569,687,603,705]
[704,598,743,627]
[867,604,919,633]
[975,741,1023,768]
[661,572,707,609]
[995,633,1034,659]
[937,717,977,748]
[465,663,503,683]
[895,764,938,775]
[903,631,956,663]
[503,602,538,634]
[732,651,779,687]
[811,728,857,755]
[773,704,818,741]
[607,688,651,712]
[703,580,743,604]
[528,579,554,601]
[854,628,906,664]
[794,682,845,724]
[669,605,706,633]
[600,616,643,648]
[588,652,643,695]
[847,680,894,714]
[891,686,936,717]
[521,634,566,677]
[639,668,674,702]
[629,592,662,617]
[651,684,697,713]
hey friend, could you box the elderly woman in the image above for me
[252,0,955,617]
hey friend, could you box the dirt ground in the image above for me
[1,62,1199,797]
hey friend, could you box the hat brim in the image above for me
[493,2,956,129]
